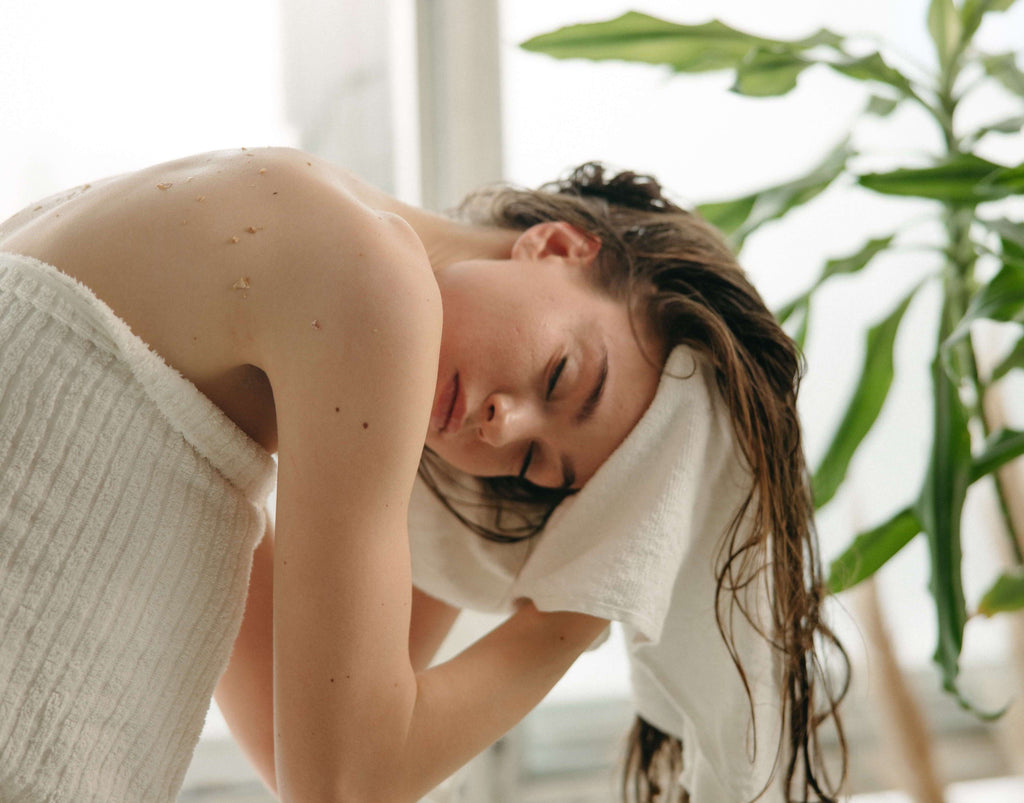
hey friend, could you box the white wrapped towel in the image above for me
[0,252,276,801]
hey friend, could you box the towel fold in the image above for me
[511,346,745,641]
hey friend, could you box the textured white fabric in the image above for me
[410,346,785,801]
[0,252,276,801]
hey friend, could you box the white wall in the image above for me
[0,0,297,218]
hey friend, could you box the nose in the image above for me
[477,392,534,448]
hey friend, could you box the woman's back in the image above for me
[0,147,420,452]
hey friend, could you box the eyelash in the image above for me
[518,356,567,480]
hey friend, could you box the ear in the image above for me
[511,222,601,265]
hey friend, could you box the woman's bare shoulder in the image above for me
[238,152,441,424]
[258,184,441,537]
[242,153,438,365]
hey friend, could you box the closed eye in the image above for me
[547,356,567,399]
[520,352,569,477]
[519,356,567,479]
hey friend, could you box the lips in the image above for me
[431,373,463,433]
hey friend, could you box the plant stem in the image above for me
[934,64,1024,564]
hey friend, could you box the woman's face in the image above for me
[425,224,663,490]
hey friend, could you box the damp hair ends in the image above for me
[420,163,850,802]
[621,717,687,803]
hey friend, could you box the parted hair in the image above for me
[417,163,848,802]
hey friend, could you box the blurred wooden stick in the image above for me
[853,576,945,803]
[981,381,1024,774]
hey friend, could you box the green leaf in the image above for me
[964,115,1024,147]
[699,137,852,250]
[828,52,916,97]
[827,425,1023,597]
[775,295,811,349]
[981,218,1024,254]
[928,0,964,68]
[520,12,843,74]
[774,294,807,325]
[865,94,901,116]
[990,336,1024,381]
[828,427,1024,592]
[793,297,811,351]
[731,47,811,97]
[813,285,919,508]
[973,262,1024,327]
[697,194,758,235]
[983,52,1024,96]
[827,507,921,592]
[946,260,1024,345]
[982,162,1024,197]
[737,139,853,248]
[821,235,897,282]
[1001,230,1024,265]
[970,428,1024,482]
[980,219,1024,275]
[961,0,1019,44]
[775,237,894,354]
[916,334,973,710]
[978,567,1024,616]
[858,154,1018,204]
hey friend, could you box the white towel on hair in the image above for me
[410,345,786,801]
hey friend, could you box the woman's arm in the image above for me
[215,522,278,793]
[214,527,461,796]
[253,192,607,803]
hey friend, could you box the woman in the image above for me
[0,148,844,801]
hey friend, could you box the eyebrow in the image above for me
[560,344,609,487]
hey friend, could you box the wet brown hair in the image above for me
[417,163,849,801]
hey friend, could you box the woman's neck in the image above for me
[323,161,520,274]
[409,211,520,274]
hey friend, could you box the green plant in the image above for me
[522,2,1024,712]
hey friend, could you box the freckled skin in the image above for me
[0,147,398,453]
